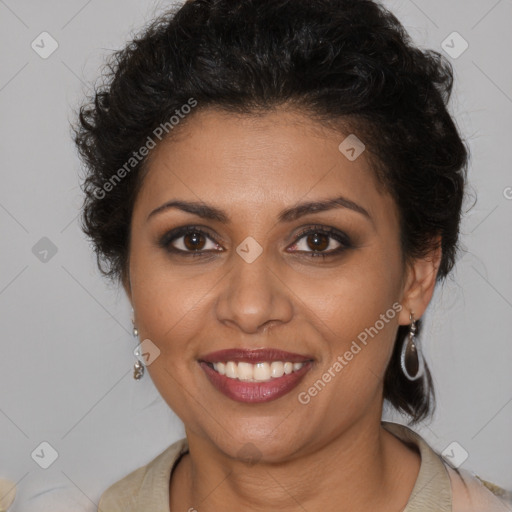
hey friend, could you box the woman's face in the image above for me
[126,108,421,461]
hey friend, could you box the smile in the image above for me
[198,348,314,403]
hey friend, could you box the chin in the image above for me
[212,423,306,464]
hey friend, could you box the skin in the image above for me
[123,107,441,511]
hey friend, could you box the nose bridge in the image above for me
[215,240,293,333]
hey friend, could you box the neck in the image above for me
[171,410,420,511]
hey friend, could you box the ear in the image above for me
[398,237,442,325]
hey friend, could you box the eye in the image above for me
[287,225,352,258]
[158,226,222,256]
[158,224,352,259]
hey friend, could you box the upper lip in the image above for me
[199,348,314,364]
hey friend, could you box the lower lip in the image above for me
[199,361,313,403]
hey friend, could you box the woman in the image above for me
[73,0,511,510]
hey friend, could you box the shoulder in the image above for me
[97,437,188,512]
[381,421,512,512]
[446,464,512,512]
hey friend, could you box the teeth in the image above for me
[253,362,270,381]
[216,362,226,375]
[225,361,237,379]
[270,361,284,378]
[237,362,253,381]
[211,361,305,382]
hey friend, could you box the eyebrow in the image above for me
[147,195,372,224]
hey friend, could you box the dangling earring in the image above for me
[400,311,424,381]
[133,360,144,380]
[131,308,144,380]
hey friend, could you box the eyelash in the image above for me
[158,224,352,260]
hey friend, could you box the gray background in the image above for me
[0,0,511,510]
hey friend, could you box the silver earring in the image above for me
[131,308,144,380]
[400,312,424,381]
[131,307,138,337]
[133,360,145,380]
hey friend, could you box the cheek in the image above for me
[297,307,400,428]
[294,245,403,406]
[309,289,399,387]
[299,242,402,341]
[129,258,212,423]
[129,230,214,336]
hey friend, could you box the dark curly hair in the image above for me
[72,0,469,423]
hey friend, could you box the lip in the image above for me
[199,348,314,364]
[199,360,313,403]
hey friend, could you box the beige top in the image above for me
[98,421,512,511]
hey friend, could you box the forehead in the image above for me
[134,108,393,223]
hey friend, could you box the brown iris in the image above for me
[183,231,206,251]
[306,232,329,252]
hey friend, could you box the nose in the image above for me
[214,248,294,335]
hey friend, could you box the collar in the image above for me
[382,421,452,511]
